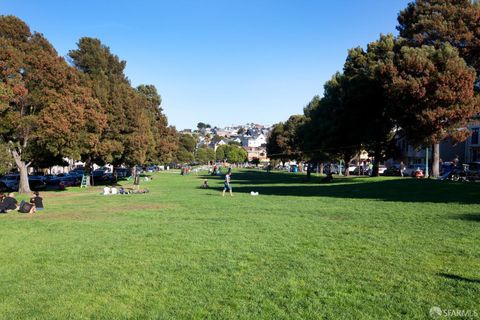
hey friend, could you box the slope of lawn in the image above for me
[0,169,478,319]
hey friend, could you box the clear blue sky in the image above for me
[2,0,411,130]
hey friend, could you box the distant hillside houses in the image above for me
[241,133,266,148]
[186,123,271,162]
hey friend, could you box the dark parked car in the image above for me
[28,176,47,190]
[91,170,112,184]
[383,165,401,176]
[114,167,131,179]
[0,181,9,192]
[59,175,81,187]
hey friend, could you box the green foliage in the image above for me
[69,38,177,167]
[397,0,480,79]
[68,37,127,80]
[251,157,261,166]
[266,123,286,161]
[176,149,194,163]
[301,73,360,170]
[215,146,225,161]
[0,15,108,192]
[215,144,247,163]
[227,141,241,146]
[178,134,197,153]
[383,43,477,145]
[195,146,215,164]
[0,142,13,175]
[197,122,211,130]
[266,115,306,162]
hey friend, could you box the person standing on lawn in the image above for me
[222,172,233,197]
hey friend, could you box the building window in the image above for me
[472,148,480,162]
[472,128,479,145]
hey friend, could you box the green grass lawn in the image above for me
[0,169,479,319]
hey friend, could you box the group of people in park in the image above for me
[0,191,44,214]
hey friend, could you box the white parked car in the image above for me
[378,165,387,175]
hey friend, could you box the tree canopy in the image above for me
[215,145,247,163]
[0,16,107,192]
[0,16,178,191]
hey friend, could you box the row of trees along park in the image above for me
[0,16,178,193]
[267,0,480,178]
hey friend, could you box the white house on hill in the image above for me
[242,134,266,148]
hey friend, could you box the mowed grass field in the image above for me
[0,169,479,319]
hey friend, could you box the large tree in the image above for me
[215,144,247,164]
[69,38,177,171]
[68,37,131,172]
[0,16,105,192]
[398,0,480,82]
[136,84,178,164]
[266,123,288,164]
[302,74,361,176]
[383,43,478,177]
[195,146,215,164]
[175,133,197,163]
[341,35,398,176]
[266,115,306,164]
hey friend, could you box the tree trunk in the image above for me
[84,156,92,186]
[432,143,440,178]
[343,154,350,176]
[319,163,324,175]
[371,148,381,177]
[11,149,31,194]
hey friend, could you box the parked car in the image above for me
[91,170,111,184]
[70,169,85,177]
[0,181,9,192]
[146,165,158,173]
[383,164,401,176]
[348,164,358,174]
[377,165,387,175]
[59,175,81,187]
[114,167,131,179]
[0,174,20,190]
[28,175,47,190]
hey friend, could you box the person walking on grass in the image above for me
[222,172,233,197]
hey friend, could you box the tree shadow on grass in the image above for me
[438,273,480,284]
[198,171,480,204]
[451,214,480,222]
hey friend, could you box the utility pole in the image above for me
[425,146,429,178]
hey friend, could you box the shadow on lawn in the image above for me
[438,273,480,284]
[199,170,480,204]
[452,214,480,222]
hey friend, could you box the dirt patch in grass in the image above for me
[38,211,119,221]
[3,203,173,222]
[322,215,349,221]
[44,189,103,198]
